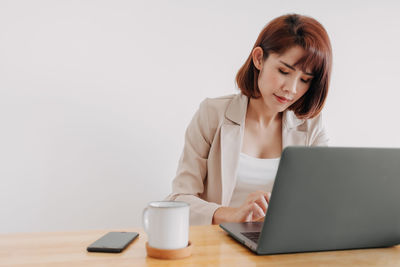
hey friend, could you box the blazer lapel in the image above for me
[282,110,307,148]
[220,124,243,205]
[282,128,307,148]
[220,94,248,206]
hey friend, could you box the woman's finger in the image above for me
[266,192,271,203]
[255,216,265,222]
[250,202,265,220]
[254,194,268,213]
[240,204,254,222]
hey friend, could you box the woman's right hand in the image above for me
[212,191,271,224]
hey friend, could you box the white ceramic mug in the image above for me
[142,201,190,250]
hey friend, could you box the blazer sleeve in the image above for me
[309,113,329,146]
[165,99,221,225]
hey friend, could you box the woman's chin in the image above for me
[270,102,288,113]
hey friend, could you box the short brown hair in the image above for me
[236,14,332,119]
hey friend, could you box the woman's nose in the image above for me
[284,78,298,94]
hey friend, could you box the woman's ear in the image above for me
[252,47,264,70]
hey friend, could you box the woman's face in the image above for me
[253,45,313,113]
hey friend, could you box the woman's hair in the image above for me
[236,14,332,119]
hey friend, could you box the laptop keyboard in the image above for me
[241,231,260,243]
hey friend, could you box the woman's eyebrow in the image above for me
[279,60,314,77]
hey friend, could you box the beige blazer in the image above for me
[166,93,329,225]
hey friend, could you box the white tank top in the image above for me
[229,153,280,208]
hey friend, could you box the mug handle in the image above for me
[142,207,149,233]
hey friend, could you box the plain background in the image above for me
[1,0,399,233]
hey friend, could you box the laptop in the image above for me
[220,146,400,255]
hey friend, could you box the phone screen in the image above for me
[87,232,139,253]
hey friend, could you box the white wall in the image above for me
[1,0,399,233]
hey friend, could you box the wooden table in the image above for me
[1,225,400,266]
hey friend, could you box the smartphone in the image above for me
[87,232,139,253]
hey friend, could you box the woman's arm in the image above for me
[166,99,221,225]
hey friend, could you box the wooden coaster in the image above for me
[146,241,192,259]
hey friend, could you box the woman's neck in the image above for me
[247,97,282,127]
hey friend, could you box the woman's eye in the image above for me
[301,78,311,83]
[279,69,289,75]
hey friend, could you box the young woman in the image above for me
[167,14,332,225]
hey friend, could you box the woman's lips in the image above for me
[274,94,291,104]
